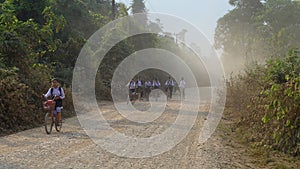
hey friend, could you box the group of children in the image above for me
[128,76,186,102]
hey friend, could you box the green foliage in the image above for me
[215,0,300,68]
[0,0,65,75]
[260,49,300,155]
[0,1,70,135]
[0,0,198,135]
[226,49,300,156]
[47,0,113,79]
[13,0,49,24]
[0,68,43,135]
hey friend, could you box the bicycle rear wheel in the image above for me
[44,112,53,134]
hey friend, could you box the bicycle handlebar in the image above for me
[42,94,59,101]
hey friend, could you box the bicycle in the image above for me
[165,86,173,100]
[42,95,62,134]
[152,86,161,101]
[127,89,138,104]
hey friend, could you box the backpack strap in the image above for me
[51,87,62,96]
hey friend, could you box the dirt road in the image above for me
[0,100,254,169]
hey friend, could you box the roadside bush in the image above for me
[0,68,42,135]
[260,50,300,155]
[225,63,267,142]
[225,49,300,156]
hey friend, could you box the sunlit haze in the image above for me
[116,0,233,43]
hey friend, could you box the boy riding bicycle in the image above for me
[165,76,175,99]
[42,78,65,125]
[127,79,136,103]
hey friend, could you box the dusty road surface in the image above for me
[0,99,254,169]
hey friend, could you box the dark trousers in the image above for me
[168,86,173,98]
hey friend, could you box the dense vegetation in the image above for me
[0,0,128,135]
[218,0,300,156]
[261,50,300,155]
[226,50,300,157]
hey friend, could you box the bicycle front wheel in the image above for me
[44,112,53,134]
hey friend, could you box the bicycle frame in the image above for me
[42,95,62,134]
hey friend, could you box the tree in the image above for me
[0,0,64,75]
[256,0,300,58]
[13,0,49,24]
[215,0,300,75]
[131,0,146,14]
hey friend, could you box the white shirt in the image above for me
[145,81,152,87]
[165,79,175,86]
[127,81,136,89]
[137,80,142,87]
[179,80,186,89]
[152,80,161,87]
[45,87,65,99]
